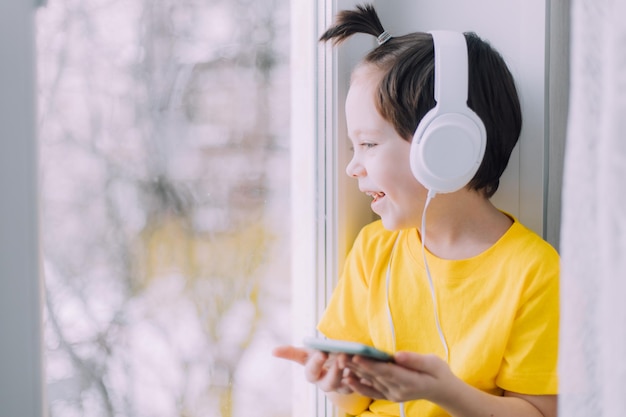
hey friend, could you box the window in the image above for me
[5,1,561,416]
[37,1,291,416]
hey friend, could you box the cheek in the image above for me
[380,164,424,198]
[398,174,426,199]
[400,157,429,194]
[386,152,416,184]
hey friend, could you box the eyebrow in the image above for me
[350,128,384,139]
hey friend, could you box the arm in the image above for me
[439,374,556,417]
[272,345,373,415]
[345,352,556,417]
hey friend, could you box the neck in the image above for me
[419,190,512,260]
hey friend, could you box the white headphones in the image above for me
[409,31,487,194]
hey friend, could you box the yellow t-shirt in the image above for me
[318,218,559,417]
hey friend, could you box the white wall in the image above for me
[0,1,44,417]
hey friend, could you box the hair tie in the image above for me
[377,31,391,46]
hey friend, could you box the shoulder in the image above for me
[495,218,559,295]
[504,220,559,267]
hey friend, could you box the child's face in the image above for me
[345,65,427,230]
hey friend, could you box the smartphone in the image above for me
[303,337,394,362]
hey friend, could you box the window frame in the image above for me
[290,1,376,416]
[0,1,44,417]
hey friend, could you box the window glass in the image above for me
[37,1,291,416]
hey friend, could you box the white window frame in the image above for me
[0,1,44,417]
[290,0,375,415]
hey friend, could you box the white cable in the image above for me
[385,234,407,417]
[386,233,400,347]
[421,189,450,360]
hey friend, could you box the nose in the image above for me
[345,154,365,178]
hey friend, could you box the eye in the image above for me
[360,142,377,149]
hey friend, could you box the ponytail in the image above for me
[319,4,388,45]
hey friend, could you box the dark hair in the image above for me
[320,4,522,198]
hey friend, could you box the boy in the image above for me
[274,5,558,417]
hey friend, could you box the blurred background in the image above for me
[36,0,291,416]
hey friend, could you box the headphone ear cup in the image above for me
[410,108,486,194]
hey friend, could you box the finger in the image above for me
[347,356,393,381]
[272,345,309,365]
[334,352,352,369]
[344,375,386,399]
[304,351,329,383]
[347,359,407,395]
[317,357,347,392]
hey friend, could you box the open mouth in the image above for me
[366,191,386,203]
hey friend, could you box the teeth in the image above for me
[366,191,385,202]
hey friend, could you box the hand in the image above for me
[344,351,456,404]
[272,345,355,394]
[343,351,556,417]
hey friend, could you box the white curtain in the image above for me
[559,0,626,415]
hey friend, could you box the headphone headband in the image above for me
[430,31,469,111]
